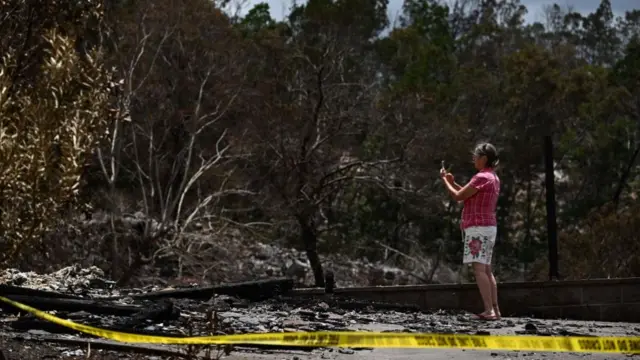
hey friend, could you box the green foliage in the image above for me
[240,3,276,35]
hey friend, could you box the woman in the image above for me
[440,142,501,320]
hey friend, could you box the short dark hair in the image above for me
[474,142,499,168]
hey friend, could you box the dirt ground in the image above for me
[1,316,638,360]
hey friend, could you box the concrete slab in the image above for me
[226,348,631,360]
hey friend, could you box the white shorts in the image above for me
[462,226,496,265]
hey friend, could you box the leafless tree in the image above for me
[242,20,403,286]
[95,0,257,284]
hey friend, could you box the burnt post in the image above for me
[544,135,559,280]
[324,270,335,294]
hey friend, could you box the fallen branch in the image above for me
[373,240,432,283]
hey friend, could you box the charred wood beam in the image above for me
[0,295,142,316]
[123,278,294,301]
[0,284,83,299]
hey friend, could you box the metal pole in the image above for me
[544,135,559,280]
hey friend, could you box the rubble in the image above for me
[0,265,114,294]
[1,266,638,359]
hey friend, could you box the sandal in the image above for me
[473,313,498,321]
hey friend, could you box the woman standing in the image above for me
[440,143,501,320]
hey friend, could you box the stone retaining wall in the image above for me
[291,278,640,322]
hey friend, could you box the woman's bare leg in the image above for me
[472,263,494,315]
[485,265,500,319]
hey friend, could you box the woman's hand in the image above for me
[445,172,454,183]
[440,168,454,183]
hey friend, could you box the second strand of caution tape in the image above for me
[0,296,638,354]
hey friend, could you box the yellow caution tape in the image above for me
[1,296,639,353]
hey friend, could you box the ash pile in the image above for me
[0,265,478,359]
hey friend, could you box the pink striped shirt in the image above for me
[461,168,500,229]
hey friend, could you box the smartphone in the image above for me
[441,160,445,170]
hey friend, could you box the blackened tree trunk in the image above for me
[613,144,640,209]
[297,215,325,287]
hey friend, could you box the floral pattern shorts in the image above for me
[462,226,497,265]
